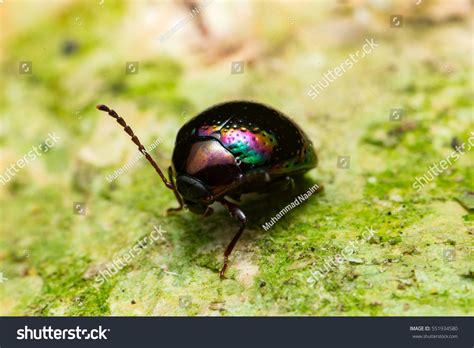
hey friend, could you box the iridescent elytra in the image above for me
[97,101,318,277]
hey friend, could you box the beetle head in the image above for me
[175,174,216,215]
[173,139,242,214]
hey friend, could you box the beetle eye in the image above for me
[176,175,211,203]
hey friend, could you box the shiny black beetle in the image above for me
[97,101,317,277]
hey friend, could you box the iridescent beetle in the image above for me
[97,101,317,277]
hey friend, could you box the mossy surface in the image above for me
[0,1,473,316]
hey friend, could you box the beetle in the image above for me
[97,101,318,277]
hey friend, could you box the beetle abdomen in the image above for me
[197,123,277,166]
[174,101,317,176]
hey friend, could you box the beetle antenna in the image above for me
[96,104,174,190]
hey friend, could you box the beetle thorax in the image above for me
[185,140,237,175]
[175,139,242,205]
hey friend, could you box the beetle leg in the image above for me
[218,199,247,278]
[285,176,295,191]
[203,206,214,217]
[225,193,241,204]
[257,175,295,194]
[166,166,184,214]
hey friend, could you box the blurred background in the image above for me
[0,0,473,316]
